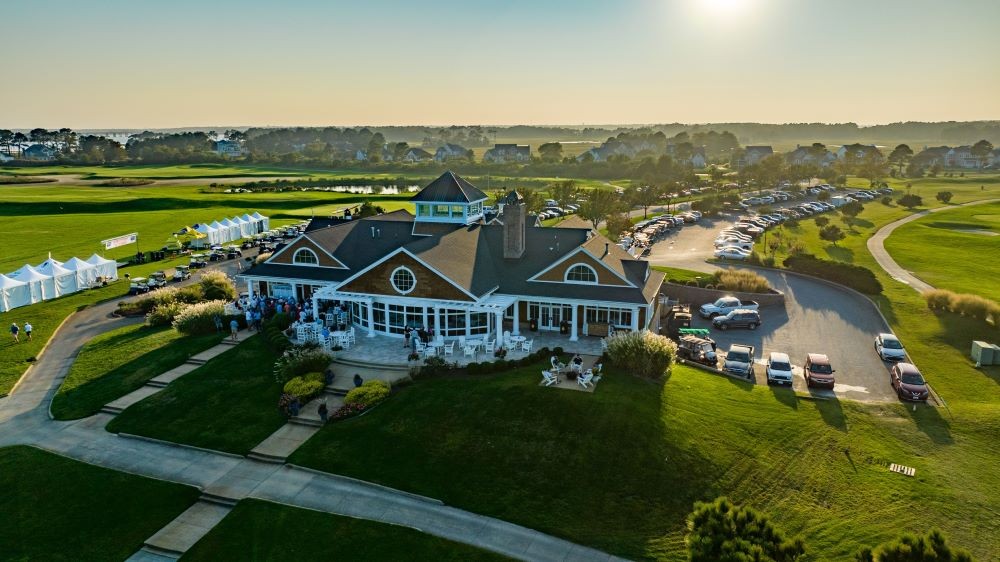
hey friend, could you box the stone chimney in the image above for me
[501,190,525,259]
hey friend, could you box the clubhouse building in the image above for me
[240,172,664,342]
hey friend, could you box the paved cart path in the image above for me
[866,199,999,293]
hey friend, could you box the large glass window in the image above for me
[292,248,318,265]
[565,264,598,283]
[584,306,633,329]
[390,267,416,294]
[469,312,489,336]
[350,302,369,328]
[387,304,425,334]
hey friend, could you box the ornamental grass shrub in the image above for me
[924,289,1000,326]
[606,330,677,379]
[712,268,771,294]
[172,300,229,335]
[146,301,188,327]
[283,372,326,402]
[344,379,390,407]
[199,270,236,301]
[273,345,332,383]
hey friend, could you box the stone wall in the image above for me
[659,281,785,309]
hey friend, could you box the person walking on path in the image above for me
[229,318,239,341]
[23,322,32,341]
[9,322,19,343]
[213,314,223,333]
[318,401,329,423]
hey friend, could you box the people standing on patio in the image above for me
[229,318,239,341]
[403,326,411,348]
[318,401,329,423]
[353,373,363,387]
[213,314,223,332]
[23,322,32,342]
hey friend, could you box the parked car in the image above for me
[172,265,191,281]
[714,247,752,260]
[723,344,755,378]
[803,353,835,389]
[766,352,794,385]
[718,241,754,252]
[699,296,760,318]
[890,362,929,401]
[874,333,907,361]
[712,309,762,331]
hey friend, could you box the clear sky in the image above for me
[2,0,999,129]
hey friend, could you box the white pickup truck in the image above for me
[699,296,760,318]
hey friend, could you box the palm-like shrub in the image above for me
[606,330,677,378]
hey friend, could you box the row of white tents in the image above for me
[0,255,118,312]
[192,212,270,248]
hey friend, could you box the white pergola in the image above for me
[311,286,518,340]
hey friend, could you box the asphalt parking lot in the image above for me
[649,214,903,403]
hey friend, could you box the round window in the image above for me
[390,266,416,294]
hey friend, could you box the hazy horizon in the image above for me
[3,0,999,129]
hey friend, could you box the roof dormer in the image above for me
[411,171,488,225]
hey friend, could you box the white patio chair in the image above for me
[521,339,533,353]
[424,345,436,357]
[578,372,594,389]
[600,338,608,351]
[550,356,565,373]
[414,340,426,352]
[464,345,476,358]
[503,331,511,348]
[458,336,466,348]
[436,334,445,345]
[541,370,560,386]
[444,342,455,356]
[484,339,495,353]
[591,363,603,382]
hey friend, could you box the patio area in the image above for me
[321,329,605,368]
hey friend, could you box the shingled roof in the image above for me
[410,171,488,203]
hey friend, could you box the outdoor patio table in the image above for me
[510,335,526,344]
[466,339,483,351]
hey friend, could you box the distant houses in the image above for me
[911,145,1000,169]
[733,145,773,169]
[577,138,707,168]
[483,144,531,163]
[836,143,883,162]
[23,144,57,161]
[401,147,433,163]
[434,143,472,162]
[213,139,245,158]
[786,145,836,167]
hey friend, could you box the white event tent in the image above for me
[63,257,99,288]
[250,212,270,232]
[10,264,53,303]
[218,219,241,242]
[194,223,221,248]
[0,274,31,312]
[85,254,119,281]
[231,216,253,237]
[178,211,270,249]
[36,260,79,297]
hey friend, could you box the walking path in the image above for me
[866,198,999,293]
[0,274,624,561]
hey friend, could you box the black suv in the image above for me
[712,309,762,331]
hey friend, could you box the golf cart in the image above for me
[226,246,243,259]
[147,271,168,289]
[173,265,191,281]
[189,254,208,269]
[676,334,718,367]
[663,304,693,338]
[128,277,150,295]
[209,250,226,262]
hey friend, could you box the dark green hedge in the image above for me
[783,254,883,294]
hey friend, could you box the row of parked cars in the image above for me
[620,211,703,253]
[538,199,580,221]
[714,197,850,260]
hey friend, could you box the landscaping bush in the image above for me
[923,289,954,310]
[783,253,883,294]
[330,402,367,421]
[712,268,771,293]
[273,346,332,383]
[344,379,391,407]
[199,271,236,301]
[268,312,292,331]
[924,289,1000,326]
[172,300,229,335]
[606,330,676,379]
[283,372,326,402]
[254,252,272,265]
[146,301,188,327]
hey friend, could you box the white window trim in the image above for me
[390,266,417,295]
[564,263,598,284]
[292,248,320,266]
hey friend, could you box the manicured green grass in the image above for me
[106,335,286,455]
[884,201,1000,301]
[0,256,191,397]
[0,445,200,561]
[51,324,224,420]
[652,265,709,284]
[182,499,511,561]
[290,362,1000,561]
[0,163,315,179]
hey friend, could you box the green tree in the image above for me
[626,183,662,219]
[605,213,634,238]
[859,154,889,186]
[936,191,954,204]
[709,165,726,184]
[817,190,831,202]
[888,144,914,175]
[520,189,545,214]
[971,139,993,165]
[820,224,846,246]
[814,216,830,227]
[686,497,805,562]
[898,194,923,209]
[548,180,578,209]
[856,529,973,562]
[840,200,865,227]
[538,142,563,162]
[578,189,621,230]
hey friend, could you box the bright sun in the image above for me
[702,0,751,13]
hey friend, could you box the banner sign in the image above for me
[102,233,138,250]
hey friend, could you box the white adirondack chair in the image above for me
[444,342,455,356]
[541,370,560,386]
[578,372,594,389]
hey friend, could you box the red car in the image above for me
[890,362,929,401]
